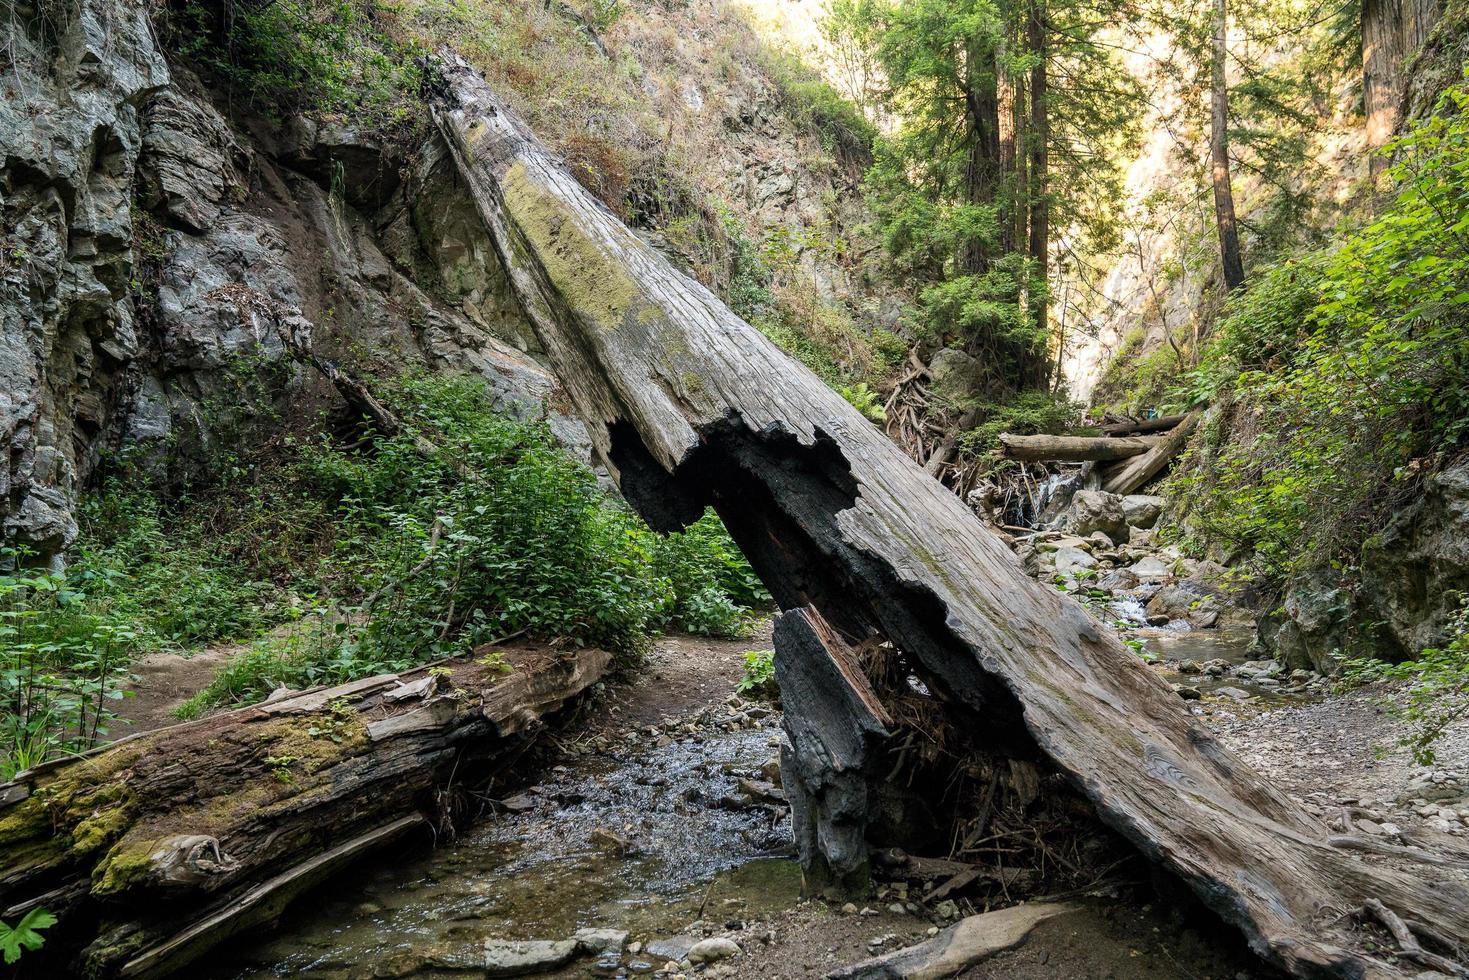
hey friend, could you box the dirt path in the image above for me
[114,643,245,732]
[1213,683,1469,844]
[579,623,774,734]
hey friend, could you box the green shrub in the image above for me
[957,389,1081,455]
[0,550,140,777]
[1344,599,1469,765]
[647,509,768,637]
[169,0,423,127]
[174,609,355,718]
[1169,82,1469,575]
[737,649,776,698]
[70,488,282,647]
[297,375,673,666]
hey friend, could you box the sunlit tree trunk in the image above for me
[1210,0,1245,293]
[1027,0,1050,387]
[1362,0,1442,174]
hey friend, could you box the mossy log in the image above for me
[0,645,609,978]
[997,432,1161,462]
[430,55,1469,979]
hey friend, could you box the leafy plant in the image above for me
[0,907,56,965]
[1344,599,1469,766]
[737,649,777,698]
[1169,81,1469,576]
[178,376,767,715]
[0,549,140,778]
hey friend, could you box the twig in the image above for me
[1362,899,1469,977]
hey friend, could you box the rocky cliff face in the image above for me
[1259,460,1469,672]
[1,0,893,565]
[0,0,591,561]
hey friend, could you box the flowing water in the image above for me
[200,722,799,979]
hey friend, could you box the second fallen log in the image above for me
[998,432,1161,462]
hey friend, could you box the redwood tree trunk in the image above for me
[1027,0,1050,388]
[430,56,1469,980]
[1211,0,1245,292]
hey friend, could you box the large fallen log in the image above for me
[998,432,1160,462]
[430,55,1469,979]
[0,645,609,978]
[1101,410,1200,495]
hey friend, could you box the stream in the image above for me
[200,718,800,979]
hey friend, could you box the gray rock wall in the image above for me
[1,0,585,561]
[1258,461,1469,672]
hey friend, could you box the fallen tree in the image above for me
[430,55,1469,979]
[0,645,609,977]
[1099,413,1189,436]
[998,432,1160,462]
[1101,410,1200,495]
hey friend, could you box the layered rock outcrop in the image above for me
[1,0,589,561]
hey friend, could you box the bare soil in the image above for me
[114,643,244,731]
[578,622,774,733]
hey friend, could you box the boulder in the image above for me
[646,936,699,962]
[1121,494,1165,529]
[1255,568,1362,674]
[482,939,578,977]
[1062,490,1129,544]
[1145,579,1224,628]
[1097,568,1139,592]
[573,929,629,954]
[1036,535,1093,553]
[1130,556,1172,581]
[1359,460,1469,657]
[1053,546,1098,576]
[687,937,742,963]
[928,348,984,401]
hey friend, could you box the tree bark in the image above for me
[1027,0,1049,388]
[961,40,1002,276]
[775,607,892,893]
[1099,413,1188,436]
[1362,0,1442,173]
[1211,0,1245,293]
[0,646,610,978]
[430,57,1469,979]
[999,433,1160,462]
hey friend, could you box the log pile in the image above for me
[0,645,609,978]
[997,411,1199,493]
[429,54,1469,979]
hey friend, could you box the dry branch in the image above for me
[1099,414,1188,436]
[1101,411,1200,495]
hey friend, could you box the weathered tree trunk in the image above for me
[0,646,609,978]
[1101,411,1200,494]
[1363,0,1441,171]
[999,432,1160,462]
[429,56,1469,978]
[1211,0,1245,292]
[776,608,892,894]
